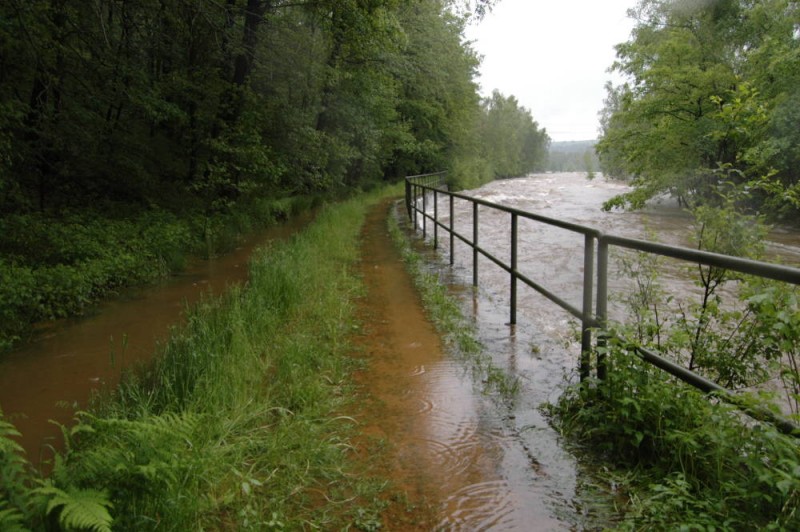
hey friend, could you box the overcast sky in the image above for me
[464,0,638,142]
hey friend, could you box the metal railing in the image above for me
[404,171,447,229]
[405,173,800,436]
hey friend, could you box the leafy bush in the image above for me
[548,345,800,529]
[549,200,800,528]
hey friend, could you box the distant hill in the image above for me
[550,140,596,153]
[547,140,599,172]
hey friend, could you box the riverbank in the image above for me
[0,187,399,530]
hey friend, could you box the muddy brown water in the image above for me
[0,213,312,465]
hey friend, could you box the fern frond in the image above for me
[51,411,200,501]
[76,411,198,444]
[0,419,24,455]
[0,416,36,528]
[39,486,113,532]
[0,499,28,532]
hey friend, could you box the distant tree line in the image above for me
[598,0,800,218]
[0,0,541,218]
[477,90,550,179]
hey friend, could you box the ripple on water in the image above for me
[408,396,434,415]
[397,436,476,478]
[437,480,518,531]
[438,479,570,532]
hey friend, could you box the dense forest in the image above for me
[597,0,800,217]
[0,0,549,349]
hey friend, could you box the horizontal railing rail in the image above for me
[405,173,800,436]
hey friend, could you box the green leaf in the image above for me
[39,486,113,532]
[0,500,28,532]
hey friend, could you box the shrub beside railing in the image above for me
[405,173,800,435]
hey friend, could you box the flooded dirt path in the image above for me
[0,213,312,464]
[355,200,585,530]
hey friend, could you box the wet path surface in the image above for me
[0,213,312,464]
[355,201,585,530]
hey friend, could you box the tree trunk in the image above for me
[232,0,268,87]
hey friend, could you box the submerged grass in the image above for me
[1,188,401,531]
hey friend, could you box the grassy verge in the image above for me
[0,188,398,531]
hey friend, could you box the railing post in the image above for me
[405,179,412,221]
[580,234,595,381]
[472,202,479,287]
[433,189,438,250]
[422,188,427,239]
[596,237,609,380]
[510,213,518,326]
[449,195,455,266]
[413,184,418,230]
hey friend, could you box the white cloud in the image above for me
[465,0,637,141]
